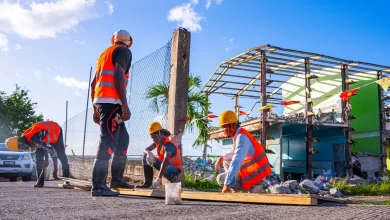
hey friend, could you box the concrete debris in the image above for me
[348,175,365,185]
[314,175,325,188]
[260,179,272,189]
[249,185,263,194]
[281,180,299,191]
[267,184,292,194]
[299,180,320,194]
[183,157,215,179]
[329,188,343,198]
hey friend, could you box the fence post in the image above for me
[167,28,191,186]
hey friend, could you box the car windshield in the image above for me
[0,144,8,151]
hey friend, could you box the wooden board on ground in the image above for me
[57,179,346,206]
[117,188,318,206]
[310,195,349,204]
[58,178,92,191]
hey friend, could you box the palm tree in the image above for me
[146,73,210,158]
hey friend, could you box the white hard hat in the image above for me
[111,30,133,48]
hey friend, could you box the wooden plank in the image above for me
[117,188,317,206]
[58,184,91,191]
[310,195,349,204]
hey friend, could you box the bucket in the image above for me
[165,182,182,205]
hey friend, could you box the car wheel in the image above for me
[22,175,32,182]
[9,176,17,182]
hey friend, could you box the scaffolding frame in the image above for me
[202,44,390,179]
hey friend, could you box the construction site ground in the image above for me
[1,181,390,220]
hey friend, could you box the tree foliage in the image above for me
[0,85,44,141]
[145,73,210,149]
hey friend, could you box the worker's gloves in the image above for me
[150,177,162,189]
[146,152,155,166]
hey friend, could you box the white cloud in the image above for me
[55,75,89,90]
[222,37,234,51]
[205,0,211,9]
[167,3,204,32]
[191,0,199,5]
[16,73,22,79]
[0,0,103,40]
[205,0,223,9]
[0,33,9,51]
[14,44,23,50]
[75,40,85,45]
[74,90,83,97]
[34,71,42,79]
[104,1,114,15]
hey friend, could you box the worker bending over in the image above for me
[90,30,134,196]
[5,120,71,187]
[138,122,182,189]
[216,110,272,193]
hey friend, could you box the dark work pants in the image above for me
[35,129,69,184]
[95,103,129,160]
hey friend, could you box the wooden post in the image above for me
[167,28,191,187]
[341,64,353,178]
[305,58,314,180]
[260,51,267,147]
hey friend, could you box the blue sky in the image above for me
[0,0,389,156]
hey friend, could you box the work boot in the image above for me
[34,165,44,187]
[137,165,154,188]
[91,159,119,197]
[62,163,70,177]
[109,155,134,189]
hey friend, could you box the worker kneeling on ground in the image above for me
[216,110,272,193]
[138,122,182,189]
[5,120,72,187]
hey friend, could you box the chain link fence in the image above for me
[64,40,172,157]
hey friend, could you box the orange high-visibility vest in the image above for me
[93,45,130,104]
[22,121,61,147]
[156,137,183,170]
[233,128,272,190]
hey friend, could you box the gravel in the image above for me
[1,182,390,220]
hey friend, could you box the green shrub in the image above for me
[333,180,390,196]
[184,174,221,190]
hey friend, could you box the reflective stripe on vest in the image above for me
[93,45,130,104]
[156,137,183,170]
[233,128,272,190]
[22,121,61,146]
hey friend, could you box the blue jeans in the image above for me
[142,154,180,181]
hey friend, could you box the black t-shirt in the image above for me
[112,46,132,73]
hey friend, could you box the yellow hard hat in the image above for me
[149,122,163,134]
[5,136,19,152]
[219,110,238,126]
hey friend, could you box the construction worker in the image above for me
[138,122,182,189]
[90,30,133,196]
[216,110,272,193]
[5,120,71,187]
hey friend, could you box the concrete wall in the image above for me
[56,156,151,182]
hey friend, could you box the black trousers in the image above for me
[35,129,69,181]
[95,103,129,160]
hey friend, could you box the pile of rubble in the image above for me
[260,175,344,198]
[182,157,388,198]
[182,157,216,181]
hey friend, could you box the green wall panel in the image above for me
[352,136,380,156]
[350,79,380,133]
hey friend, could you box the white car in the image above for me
[0,143,33,182]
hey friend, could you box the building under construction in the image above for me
[202,44,390,181]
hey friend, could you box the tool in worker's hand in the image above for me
[34,169,45,187]
[150,177,162,189]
